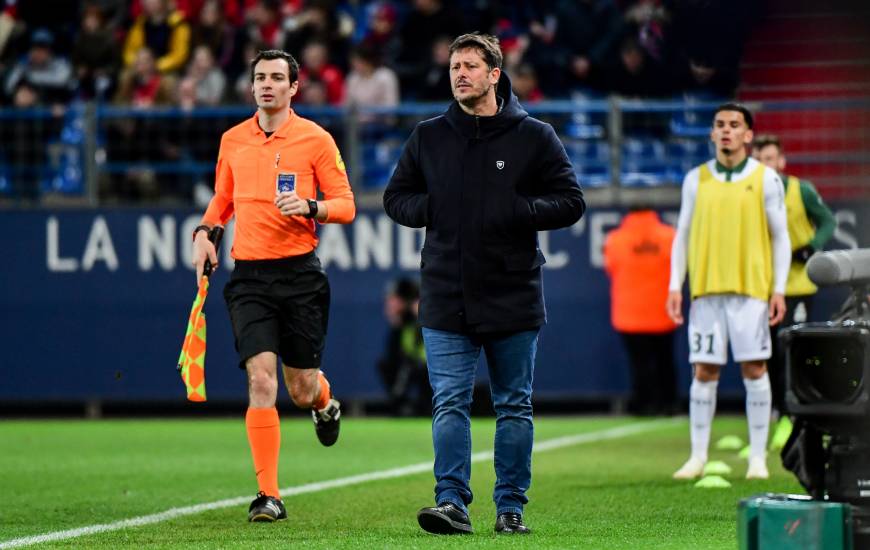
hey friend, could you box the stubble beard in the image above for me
[455,82,491,108]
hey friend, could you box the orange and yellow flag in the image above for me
[177,277,209,402]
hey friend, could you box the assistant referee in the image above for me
[191,49,355,523]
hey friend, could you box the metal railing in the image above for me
[1,97,868,205]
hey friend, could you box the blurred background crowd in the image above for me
[1,0,865,210]
[0,0,756,112]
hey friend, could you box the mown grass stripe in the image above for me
[0,418,678,549]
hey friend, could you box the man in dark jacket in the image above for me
[383,32,585,536]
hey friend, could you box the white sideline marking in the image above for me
[0,419,677,549]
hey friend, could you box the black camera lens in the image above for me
[791,335,864,404]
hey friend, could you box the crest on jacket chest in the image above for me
[496,160,505,170]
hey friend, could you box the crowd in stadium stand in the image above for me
[0,0,756,111]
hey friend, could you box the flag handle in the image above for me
[203,226,224,278]
[177,226,224,373]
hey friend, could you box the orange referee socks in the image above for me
[313,371,331,411]
[245,407,281,498]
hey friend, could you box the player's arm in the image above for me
[801,179,836,252]
[193,136,235,281]
[383,126,428,228]
[765,169,791,324]
[666,169,698,325]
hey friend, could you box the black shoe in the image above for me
[417,502,473,535]
[495,512,530,534]
[312,397,341,446]
[248,491,287,522]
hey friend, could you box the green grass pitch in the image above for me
[0,415,802,549]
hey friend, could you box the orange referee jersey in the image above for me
[603,210,677,334]
[202,109,355,260]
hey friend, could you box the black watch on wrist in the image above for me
[303,199,318,219]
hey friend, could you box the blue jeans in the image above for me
[422,327,538,516]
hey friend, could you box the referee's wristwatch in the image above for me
[303,199,318,219]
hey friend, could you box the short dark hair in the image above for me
[713,102,754,129]
[752,134,782,152]
[250,49,299,83]
[448,32,503,70]
[350,45,380,67]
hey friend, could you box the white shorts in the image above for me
[687,295,771,365]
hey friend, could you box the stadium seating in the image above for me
[738,0,870,198]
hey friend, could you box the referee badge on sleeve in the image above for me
[276,173,296,193]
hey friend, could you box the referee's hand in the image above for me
[275,191,308,217]
[666,291,684,325]
[192,232,217,282]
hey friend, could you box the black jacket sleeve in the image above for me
[383,127,429,228]
[519,123,586,231]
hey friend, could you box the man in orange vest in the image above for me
[604,206,679,416]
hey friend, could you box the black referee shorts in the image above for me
[223,252,330,370]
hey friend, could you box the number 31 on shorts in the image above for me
[691,332,715,355]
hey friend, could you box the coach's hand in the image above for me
[192,231,217,282]
[275,191,307,216]
[666,291,684,325]
[769,293,786,326]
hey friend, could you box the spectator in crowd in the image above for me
[668,0,753,97]
[344,45,399,114]
[359,1,400,69]
[623,0,669,65]
[72,4,119,100]
[174,56,225,201]
[123,0,191,74]
[2,80,62,200]
[525,0,626,95]
[559,0,626,90]
[681,55,738,97]
[110,46,177,201]
[0,3,18,70]
[299,40,344,105]
[298,73,328,105]
[393,0,465,98]
[159,0,243,27]
[243,0,285,50]
[283,0,350,68]
[4,28,75,106]
[377,277,431,417]
[418,35,452,102]
[297,73,344,141]
[603,206,679,416]
[594,36,663,97]
[189,0,236,70]
[510,63,543,103]
[115,46,176,107]
[179,44,226,106]
[521,4,560,94]
[1,0,80,54]
[232,40,260,105]
[494,18,528,75]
